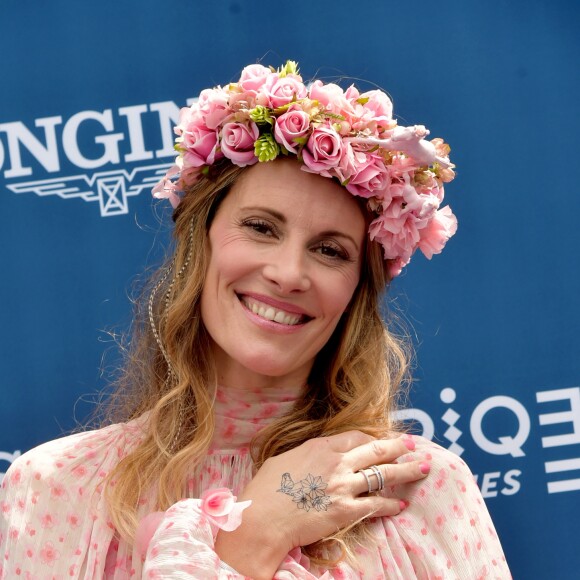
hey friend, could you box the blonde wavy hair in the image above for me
[103,158,411,563]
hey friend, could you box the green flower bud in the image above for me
[278,60,299,78]
[249,105,274,125]
[254,133,280,162]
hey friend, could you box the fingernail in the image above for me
[399,499,409,510]
[420,461,431,475]
[403,438,415,451]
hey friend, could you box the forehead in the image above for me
[220,159,366,237]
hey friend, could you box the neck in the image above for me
[211,345,311,394]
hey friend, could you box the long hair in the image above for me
[103,158,411,561]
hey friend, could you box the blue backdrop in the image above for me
[1,1,579,578]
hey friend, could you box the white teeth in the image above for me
[273,310,286,323]
[242,297,303,326]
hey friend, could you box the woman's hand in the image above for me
[214,431,429,579]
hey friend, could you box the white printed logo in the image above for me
[0,101,190,217]
[394,385,580,497]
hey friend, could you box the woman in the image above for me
[0,61,510,579]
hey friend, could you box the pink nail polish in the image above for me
[420,461,431,474]
[399,499,409,510]
[403,438,415,451]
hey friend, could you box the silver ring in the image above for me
[359,468,373,493]
[357,465,385,493]
[369,465,385,492]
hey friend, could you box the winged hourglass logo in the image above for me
[6,164,173,217]
[0,101,192,217]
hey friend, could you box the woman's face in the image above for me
[200,158,366,389]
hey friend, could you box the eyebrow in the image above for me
[241,206,361,252]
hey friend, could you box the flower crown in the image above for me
[153,60,457,277]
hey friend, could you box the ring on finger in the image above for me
[357,465,385,493]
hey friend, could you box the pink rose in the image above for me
[301,125,343,175]
[418,206,458,259]
[174,105,196,136]
[220,121,259,166]
[345,153,391,199]
[261,74,307,109]
[197,87,231,130]
[200,488,252,532]
[274,106,310,153]
[358,89,393,125]
[239,63,272,92]
[182,115,220,168]
[309,80,354,117]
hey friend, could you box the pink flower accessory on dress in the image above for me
[134,488,251,557]
[200,487,252,532]
[153,60,458,277]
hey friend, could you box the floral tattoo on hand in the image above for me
[277,472,332,512]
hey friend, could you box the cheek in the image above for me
[321,271,360,319]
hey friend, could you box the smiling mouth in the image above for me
[238,295,311,326]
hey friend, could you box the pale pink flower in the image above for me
[220,121,260,166]
[274,106,310,153]
[369,200,423,264]
[200,487,252,532]
[174,106,196,136]
[40,512,57,529]
[309,80,354,117]
[239,63,272,92]
[261,74,307,109]
[182,115,220,168]
[40,541,60,566]
[418,206,458,259]
[152,164,182,208]
[197,86,232,130]
[345,153,391,199]
[356,89,393,128]
[302,125,343,175]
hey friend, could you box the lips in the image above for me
[238,294,312,326]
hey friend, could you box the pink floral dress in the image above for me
[0,386,511,579]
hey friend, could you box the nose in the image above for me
[262,241,311,294]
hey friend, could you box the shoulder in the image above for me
[413,435,474,476]
[402,435,484,506]
[1,416,147,504]
[400,436,495,536]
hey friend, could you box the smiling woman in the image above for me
[0,61,510,579]
[201,159,365,385]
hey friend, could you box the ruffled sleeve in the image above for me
[141,500,333,580]
[141,499,243,579]
[0,420,146,579]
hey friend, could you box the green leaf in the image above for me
[356,97,370,105]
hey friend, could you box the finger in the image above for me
[347,436,415,471]
[354,459,430,495]
[351,495,408,520]
[321,430,376,452]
